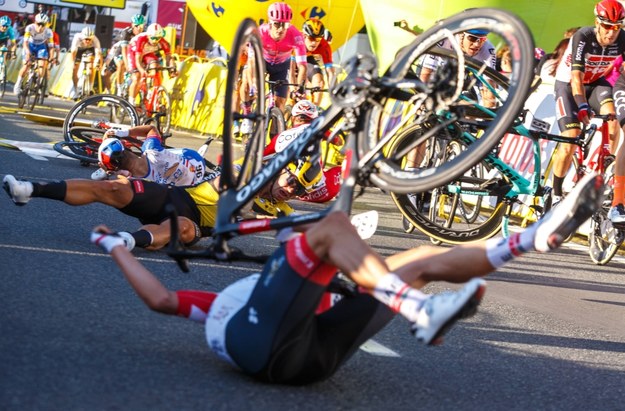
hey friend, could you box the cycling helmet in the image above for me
[268,2,293,23]
[291,99,319,120]
[0,16,12,27]
[131,14,146,26]
[146,23,164,39]
[302,18,325,38]
[595,0,625,23]
[98,138,125,171]
[82,26,94,38]
[35,13,49,25]
[465,29,489,37]
[286,159,323,193]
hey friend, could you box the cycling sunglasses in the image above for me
[149,36,162,41]
[271,21,289,29]
[305,35,322,42]
[466,34,487,44]
[599,22,622,31]
[285,171,307,196]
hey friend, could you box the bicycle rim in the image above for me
[29,76,39,111]
[361,8,534,194]
[221,18,266,192]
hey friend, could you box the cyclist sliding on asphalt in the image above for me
[87,173,604,384]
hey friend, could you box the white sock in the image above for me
[485,225,537,268]
[371,273,428,322]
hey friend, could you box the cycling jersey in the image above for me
[264,124,341,203]
[128,33,171,71]
[555,26,625,84]
[259,24,306,65]
[421,35,496,71]
[306,38,333,68]
[0,26,16,43]
[204,234,394,384]
[23,24,53,46]
[140,136,206,186]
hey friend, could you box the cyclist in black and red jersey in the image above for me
[88,173,602,385]
[551,0,625,209]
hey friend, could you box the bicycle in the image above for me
[236,78,290,141]
[75,51,98,100]
[17,55,47,111]
[0,46,10,98]
[162,11,534,270]
[390,82,616,250]
[135,66,174,136]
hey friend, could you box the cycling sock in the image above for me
[131,229,153,248]
[371,273,427,322]
[485,227,536,268]
[552,175,565,197]
[32,181,67,201]
[612,175,625,207]
[241,101,252,115]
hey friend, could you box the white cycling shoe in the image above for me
[534,173,604,252]
[91,168,109,181]
[411,278,486,346]
[3,175,33,206]
[240,119,254,135]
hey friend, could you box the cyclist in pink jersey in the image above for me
[240,2,307,133]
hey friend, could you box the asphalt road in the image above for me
[0,94,624,411]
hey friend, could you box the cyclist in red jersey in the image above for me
[88,173,602,385]
[551,0,625,209]
[299,18,335,106]
[127,23,177,108]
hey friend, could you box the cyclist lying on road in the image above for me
[89,124,214,185]
[3,151,327,251]
[88,172,603,384]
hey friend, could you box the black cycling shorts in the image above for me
[118,179,201,228]
[554,78,614,132]
[223,234,395,385]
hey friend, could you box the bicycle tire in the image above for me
[0,61,5,98]
[221,18,266,192]
[267,106,285,141]
[588,161,623,265]
[29,75,40,112]
[360,7,534,194]
[53,135,101,163]
[389,124,505,244]
[64,94,140,144]
[152,86,172,135]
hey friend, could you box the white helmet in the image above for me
[146,23,164,39]
[35,13,49,25]
[291,99,318,120]
[81,26,94,38]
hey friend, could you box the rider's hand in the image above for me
[90,226,127,253]
[577,103,593,125]
[103,129,117,139]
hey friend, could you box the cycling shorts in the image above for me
[118,178,216,236]
[25,42,49,60]
[554,79,614,132]
[206,233,395,384]
[265,60,291,98]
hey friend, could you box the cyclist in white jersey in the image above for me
[70,26,102,98]
[91,125,208,185]
[13,13,53,95]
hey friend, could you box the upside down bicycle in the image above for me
[163,10,535,269]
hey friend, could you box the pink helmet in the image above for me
[268,2,293,23]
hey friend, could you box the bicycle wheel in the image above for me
[360,7,534,194]
[64,94,140,144]
[389,124,506,244]
[266,106,285,141]
[588,161,623,265]
[29,75,41,111]
[152,86,172,135]
[221,18,266,191]
[53,127,105,163]
[0,61,6,99]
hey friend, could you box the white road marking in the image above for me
[360,339,401,357]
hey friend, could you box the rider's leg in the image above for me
[130,216,200,250]
[311,72,325,106]
[551,128,580,201]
